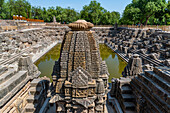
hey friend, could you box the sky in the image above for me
[27,0,169,15]
[27,0,133,14]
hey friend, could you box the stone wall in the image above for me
[91,27,116,42]
[0,54,40,108]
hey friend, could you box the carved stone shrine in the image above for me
[50,20,109,113]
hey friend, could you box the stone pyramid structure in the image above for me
[50,20,109,113]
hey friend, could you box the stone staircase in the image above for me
[131,67,170,112]
[25,79,43,113]
[0,67,28,107]
[119,85,136,113]
[25,79,48,113]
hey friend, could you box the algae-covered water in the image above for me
[99,44,127,82]
[35,44,61,81]
[35,44,127,83]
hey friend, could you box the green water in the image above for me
[35,44,127,83]
[35,44,61,81]
[99,44,127,82]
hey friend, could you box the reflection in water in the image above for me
[35,44,61,81]
[35,44,127,83]
[99,44,127,82]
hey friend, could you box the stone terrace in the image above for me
[105,28,170,68]
[0,26,68,112]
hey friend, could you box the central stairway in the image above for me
[25,79,49,113]
[117,83,136,113]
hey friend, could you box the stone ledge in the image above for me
[0,73,31,107]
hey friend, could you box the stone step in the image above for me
[121,85,132,94]
[145,71,170,92]
[0,66,7,75]
[8,107,16,113]
[125,110,137,113]
[0,69,16,85]
[29,86,42,95]
[153,67,170,83]
[30,78,42,87]
[25,103,37,112]
[122,94,135,102]
[123,102,136,110]
[0,71,27,100]
[138,73,169,103]
[131,77,169,112]
[26,94,41,104]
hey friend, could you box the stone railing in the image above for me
[0,26,18,32]
[119,25,170,32]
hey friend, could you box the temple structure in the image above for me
[50,20,109,113]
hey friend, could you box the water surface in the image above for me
[35,44,127,82]
[35,44,61,81]
[99,44,127,82]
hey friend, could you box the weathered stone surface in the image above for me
[51,20,109,113]
[108,28,169,112]
[25,78,50,113]
[68,20,94,31]
[131,66,170,113]
[106,28,170,67]
[0,52,41,108]
[122,54,143,77]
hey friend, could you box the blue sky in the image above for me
[27,0,169,14]
[27,0,132,14]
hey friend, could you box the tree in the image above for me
[42,7,48,21]
[13,0,31,18]
[31,6,43,19]
[122,4,141,24]
[55,6,64,23]
[0,0,4,8]
[80,0,105,25]
[165,1,170,24]
[80,0,120,25]
[121,0,167,25]
[46,7,57,22]
[63,7,79,23]
[0,1,9,19]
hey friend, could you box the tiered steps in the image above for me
[124,102,135,110]
[25,103,37,113]
[25,79,43,113]
[0,70,27,107]
[131,67,170,113]
[0,69,16,84]
[121,85,132,94]
[119,85,136,113]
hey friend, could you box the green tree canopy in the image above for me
[80,0,120,25]
[120,0,168,25]
[13,0,31,18]
[0,0,168,25]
